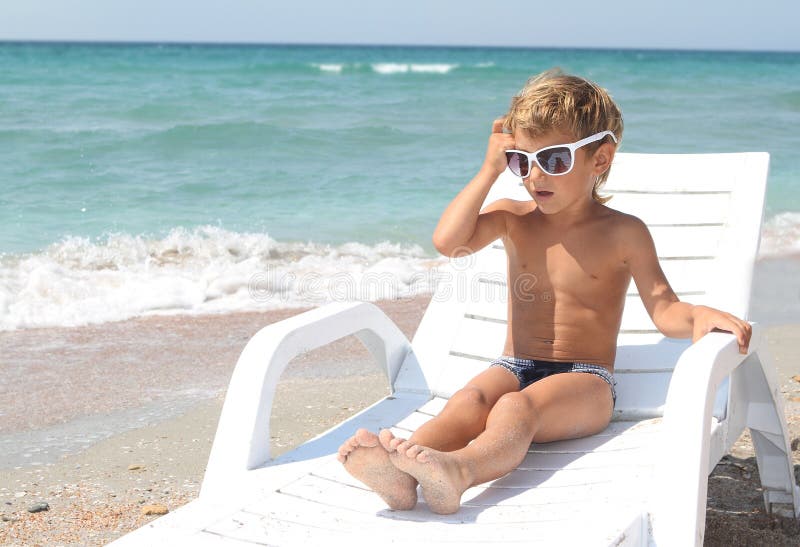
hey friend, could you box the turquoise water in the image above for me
[2,43,798,254]
[1,43,799,328]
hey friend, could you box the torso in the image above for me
[501,201,631,370]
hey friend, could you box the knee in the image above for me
[448,385,492,415]
[493,392,538,424]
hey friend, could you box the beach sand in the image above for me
[1,257,799,546]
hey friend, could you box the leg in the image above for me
[391,372,613,514]
[390,365,520,452]
[338,366,518,509]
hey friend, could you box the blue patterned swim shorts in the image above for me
[489,355,617,406]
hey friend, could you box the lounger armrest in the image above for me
[651,325,761,546]
[201,301,413,498]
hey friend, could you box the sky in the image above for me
[0,0,798,52]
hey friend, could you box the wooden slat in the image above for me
[614,372,673,419]
[201,391,659,545]
[436,336,687,402]
[486,465,652,490]
[660,258,715,293]
[621,295,654,331]
[449,317,507,361]
[271,473,645,534]
[394,411,434,432]
[465,281,708,334]
[440,330,689,380]
[430,354,494,398]
[529,420,662,454]
[417,396,448,416]
[648,224,723,258]
[605,192,730,225]
[604,153,739,192]
[489,223,724,260]
[454,312,668,359]
[520,450,652,473]
[614,338,691,373]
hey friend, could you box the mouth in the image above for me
[534,190,554,198]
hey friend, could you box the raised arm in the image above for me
[432,118,515,257]
[624,216,752,353]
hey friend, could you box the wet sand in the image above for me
[0,296,424,546]
[1,256,799,545]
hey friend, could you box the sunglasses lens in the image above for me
[506,151,529,177]
[537,148,572,175]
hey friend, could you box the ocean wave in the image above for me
[372,63,458,74]
[3,212,795,331]
[759,211,800,257]
[312,63,345,74]
[0,226,445,331]
[307,62,499,75]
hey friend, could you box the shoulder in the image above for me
[597,206,648,236]
[594,206,654,259]
[481,198,537,217]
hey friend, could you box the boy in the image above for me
[337,69,752,515]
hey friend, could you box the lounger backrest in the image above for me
[405,152,768,420]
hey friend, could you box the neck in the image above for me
[538,196,598,227]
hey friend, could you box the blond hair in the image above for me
[504,69,623,204]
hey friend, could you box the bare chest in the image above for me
[505,223,629,307]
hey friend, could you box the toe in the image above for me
[389,437,406,451]
[406,444,424,459]
[354,428,379,447]
[395,440,413,454]
[378,429,396,451]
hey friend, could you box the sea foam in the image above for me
[0,226,445,331]
[309,62,460,74]
[2,214,797,331]
[312,63,345,73]
[371,63,458,74]
[759,212,800,257]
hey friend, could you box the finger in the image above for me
[743,322,753,346]
[492,117,506,134]
[718,318,748,353]
[736,321,752,353]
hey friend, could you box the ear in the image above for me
[591,142,616,177]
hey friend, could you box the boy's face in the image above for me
[512,128,609,215]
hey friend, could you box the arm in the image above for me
[624,216,752,353]
[432,118,515,256]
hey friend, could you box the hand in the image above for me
[691,305,752,354]
[481,117,516,177]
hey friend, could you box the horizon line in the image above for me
[1,38,798,55]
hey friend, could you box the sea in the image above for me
[1,43,799,330]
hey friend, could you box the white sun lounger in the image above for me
[112,152,798,546]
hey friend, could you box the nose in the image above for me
[523,162,546,183]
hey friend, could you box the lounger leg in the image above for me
[738,351,800,518]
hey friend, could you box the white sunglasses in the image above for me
[505,130,618,177]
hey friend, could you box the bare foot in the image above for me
[337,428,418,510]
[389,439,469,515]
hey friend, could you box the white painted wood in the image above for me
[407,261,471,392]
[115,152,798,547]
[604,191,730,225]
[651,326,800,544]
[201,301,418,497]
[603,153,746,192]
[644,224,723,258]
[448,316,507,360]
[614,371,673,419]
[429,354,493,398]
